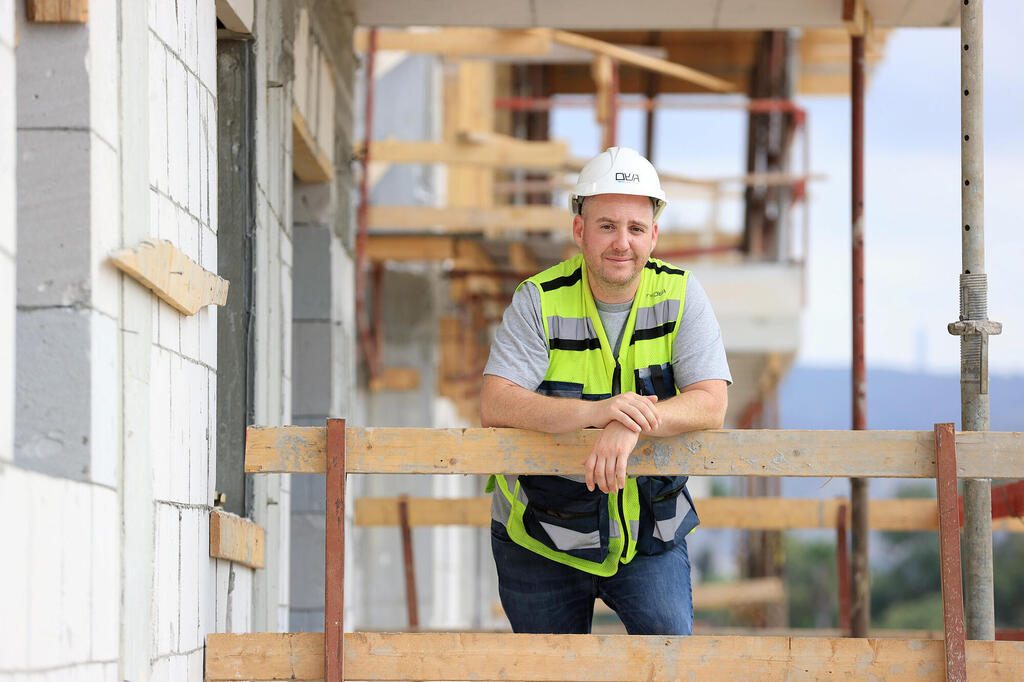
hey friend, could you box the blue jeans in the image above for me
[490,520,693,635]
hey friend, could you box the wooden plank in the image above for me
[354,27,553,57]
[693,577,785,610]
[325,420,345,682]
[369,206,571,233]
[354,495,1024,532]
[532,28,736,94]
[935,423,967,681]
[451,61,495,209]
[215,0,254,35]
[204,632,1024,681]
[25,0,88,22]
[244,427,1024,478]
[365,137,570,170]
[368,367,421,393]
[367,235,458,262]
[209,510,265,569]
[109,239,229,316]
[292,106,333,183]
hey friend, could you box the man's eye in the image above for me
[601,224,614,230]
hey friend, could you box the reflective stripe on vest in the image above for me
[489,254,697,576]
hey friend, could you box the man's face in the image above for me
[572,193,658,303]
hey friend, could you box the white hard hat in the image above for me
[569,146,667,222]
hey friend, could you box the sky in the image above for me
[552,0,1024,376]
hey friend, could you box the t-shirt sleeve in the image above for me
[483,282,550,391]
[672,274,733,389]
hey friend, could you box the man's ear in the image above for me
[572,213,585,249]
[651,220,658,251]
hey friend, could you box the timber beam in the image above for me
[205,631,1024,681]
[244,427,1024,478]
[354,495,1024,533]
[369,206,571,233]
[360,136,570,170]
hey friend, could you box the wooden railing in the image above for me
[205,423,1024,681]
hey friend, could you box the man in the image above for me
[480,146,731,635]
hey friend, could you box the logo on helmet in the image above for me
[615,172,640,183]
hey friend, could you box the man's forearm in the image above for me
[480,375,595,433]
[646,380,728,437]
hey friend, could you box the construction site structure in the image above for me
[0,0,1019,681]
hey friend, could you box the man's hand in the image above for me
[587,392,660,432]
[583,421,641,494]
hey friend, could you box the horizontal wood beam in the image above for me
[205,632,1024,680]
[244,427,1024,479]
[369,206,571,233]
[354,496,1024,533]
[368,367,420,393]
[26,0,88,22]
[366,235,458,262]
[354,27,553,57]
[209,510,265,569]
[531,28,737,94]
[109,239,229,316]
[364,137,570,170]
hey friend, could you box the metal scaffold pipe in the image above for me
[849,33,870,639]
[954,0,1002,641]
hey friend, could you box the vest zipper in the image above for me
[612,361,621,396]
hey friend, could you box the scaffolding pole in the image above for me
[955,0,1000,641]
[849,33,870,639]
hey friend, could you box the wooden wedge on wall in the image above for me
[109,239,229,316]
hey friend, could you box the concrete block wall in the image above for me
[0,469,120,680]
[1,0,15,465]
[147,0,225,676]
[9,1,124,679]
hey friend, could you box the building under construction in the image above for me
[1,0,1021,680]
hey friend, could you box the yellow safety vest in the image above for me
[489,254,700,576]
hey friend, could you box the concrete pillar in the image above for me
[288,0,359,633]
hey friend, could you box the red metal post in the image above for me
[397,494,420,630]
[325,419,347,682]
[836,503,851,635]
[935,422,967,682]
[356,29,380,380]
[849,32,870,638]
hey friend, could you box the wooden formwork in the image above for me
[205,423,1024,681]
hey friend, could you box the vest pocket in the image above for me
[536,380,584,399]
[637,476,697,554]
[519,476,609,564]
[634,363,677,400]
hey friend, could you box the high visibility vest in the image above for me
[488,254,700,576]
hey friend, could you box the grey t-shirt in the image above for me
[484,273,732,392]
[484,270,732,523]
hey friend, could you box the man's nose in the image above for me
[612,228,630,250]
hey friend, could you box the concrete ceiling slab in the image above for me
[533,0,718,31]
[355,0,962,28]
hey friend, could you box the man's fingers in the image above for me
[616,452,628,491]
[584,453,596,492]
[598,454,614,491]
[610,412,642,432]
